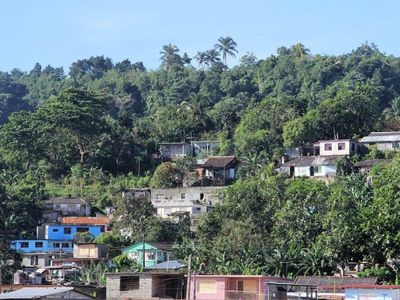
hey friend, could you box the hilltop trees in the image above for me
[215,36,238,65]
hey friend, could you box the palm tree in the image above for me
[159,43,180,70]
[194,51,208,68]
[214,36,238,65]
[204,49,221,66]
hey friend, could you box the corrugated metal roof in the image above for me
[146,260,185,270]
[202,156,237,168]
[354,159,392,168]
[44,197,88,205]
[294,276,378,287]
[281,156,342,167]
[0,287,73,299]
[61,216,108,225]
[359,132,400,143]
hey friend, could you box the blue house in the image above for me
[43,224,104,240]
[10,240,73,253]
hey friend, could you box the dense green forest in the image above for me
[2,40,400,282]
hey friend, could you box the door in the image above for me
[310,166,315,176]
[289,166,295,177]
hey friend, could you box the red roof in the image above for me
[61,216,108,225]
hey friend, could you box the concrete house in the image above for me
[280,139,362,178]
[317,139,365,156]
[280,156,346,178]
[359,131,400,151]
[151,186,223,219]
[73,243,109,259]
[42,197,91,222]
[11,239,73,254]
[189,275,292,300]
[106,272,185,300]
[37,224,104,240]
[122,242,173,268]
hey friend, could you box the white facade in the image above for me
[319,140,358,156]
[151,187,223,218]
[292,165,337,177]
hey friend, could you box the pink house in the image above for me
[189,274,292,300]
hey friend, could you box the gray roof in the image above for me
[44,197,88,205]
[281,156,342,167]
[359,132,400,143]
[294,276,378,287]
[354,159,392,168]
[146,260,185,270]
[0,287,73,299]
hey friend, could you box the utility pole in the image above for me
[186,254,192,300]
[140,215,146,270]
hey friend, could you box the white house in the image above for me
[151,186,223,219]
[317,139,365,156]
[280,156,343,178]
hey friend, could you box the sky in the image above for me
[1,0,400,72]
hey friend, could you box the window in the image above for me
[61,243,69,248]
[120,276,139,291]
[77,227,89,233]
[21,242,29,248]
[147,252,156,260]
[338,143,346,150]
[31,256,38,266]
[393,141,400,149]
[237,280,244,291]
[155,194,164,200]
[64,227,71,234]
[52,228,59,232]
[181,193,186,200]
[35,242,43,248]
[53,243,60,248]
[351,143,356,151]
[324,143,332,151]
[314,166,320,173]
[200,193,204,200]
[197,280,217,293]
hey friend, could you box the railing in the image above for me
[225,291,264,300]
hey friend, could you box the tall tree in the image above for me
[205,49,221,66]
[38,89,111,165]
[215,36,238,65]
[159,43,181,70]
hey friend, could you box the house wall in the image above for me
[320,140,352,156]
[345,288,400,300]
[194,277,226,300]
[106,273,153,300]
[160,143,192,159]
[191,141,219,156]
[73,244,108,258]
[22,254,50,267]
[44,203,91,217]
[11,240,73,253]
[294,165,337,178]
[45,225,103,240]
[151,187,223,218]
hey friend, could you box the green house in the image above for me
[122,241,173,268]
